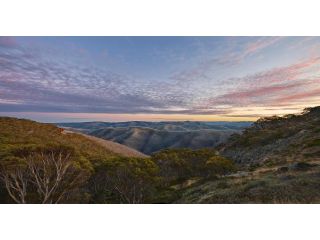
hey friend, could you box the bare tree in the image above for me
[0,165,28,204]
[26,150,83,203]
[0,147,89,203]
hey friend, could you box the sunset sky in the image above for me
[1,36,320,122]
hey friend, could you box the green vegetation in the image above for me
[0,117,236,203]
[222,106,320,166]
[177,165,320,203]
[0,144,91,203]
[1,106,320,203]
[0,117,117,203]
[0,117,118,163]
[205,155,236,177]
[306,139,320,147]
[152,148,236,184]
[89,157,160,203]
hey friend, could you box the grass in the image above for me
[0,117,118,163]
[177,164,320,203]
[306,139,320,148]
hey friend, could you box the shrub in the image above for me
[90,157,160,203]
[151,148,218,183]
[205,156,236,177]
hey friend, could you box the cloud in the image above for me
[202,57,320,108]
[0,37,17,48]
[273,87,320,105]
[209,82,306,105]
[1,37,320,119]
[215,37,285,66]
[241,37,283,58]
[170,37,285,83]
[0,43,172,113]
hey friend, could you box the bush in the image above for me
[205,156,236,177]
[90,157,160,203]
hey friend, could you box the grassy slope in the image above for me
[221,107,320,166]
[176,107,320,203]
[65,130,148,158]
[177,164,320,203]
[0,117,120,162]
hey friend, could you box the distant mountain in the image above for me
[58,121,252,154]
[59,121,251,132]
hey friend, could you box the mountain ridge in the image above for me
[58,121,251,154]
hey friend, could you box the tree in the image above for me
[91,157,159,204]
[205,155,236,177]
[0,158,28,203]
[152,148,219,182]
[0,145,91,203]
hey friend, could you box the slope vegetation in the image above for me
[64,130,148,158]
[176,106,320,203]
[0,117,145,161]
[221,106,320,167]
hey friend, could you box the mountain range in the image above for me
[58,121,252,154]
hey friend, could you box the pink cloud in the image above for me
[218,37,284,65]
[171,37,285,82]
[203,57,320,108]
[273,87,320,104]
[237,57,320,87]
[208,82,306,106]
[242,37,284,58]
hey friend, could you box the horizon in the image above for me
[1,36,320,122]
[0,112,254,123]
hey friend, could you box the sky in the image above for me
[0,36,320,122]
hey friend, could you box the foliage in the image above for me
[0,117,117,163]
[90,157,160,203]
[0,144,91,203]
[0,117,115,203]
[151,148,235,184]
[222,106,320,167]
[10,112,320,204]
[178,165,320,204]
[205,156,236,177]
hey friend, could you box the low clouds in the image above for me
[1,37,320,120]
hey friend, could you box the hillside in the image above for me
[63,130,148,158]
[175,106,320,203]
[0,117,151,203]
[221,106,320,167]
[176,162,320,203]
[58,121,250,154]
[0,117,146,161]
[2,107,320,204]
